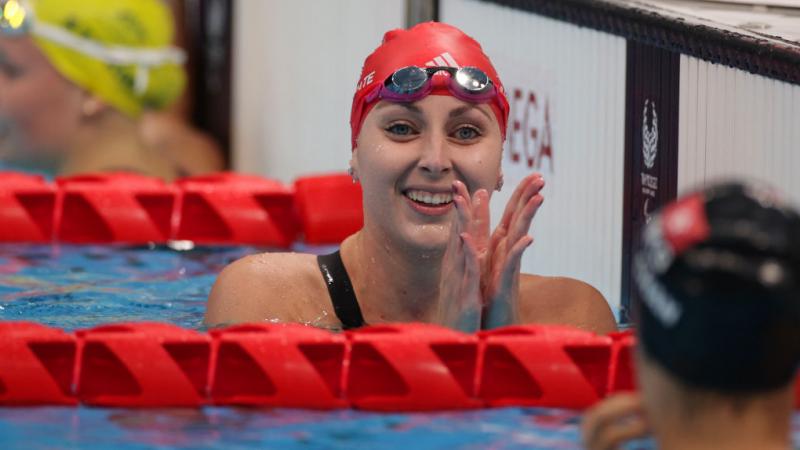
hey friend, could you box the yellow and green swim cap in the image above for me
[15,0,187,117]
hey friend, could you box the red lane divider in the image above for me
[0,173,56,242]
[294,173,363,244]
[76,323,210,407]
[607,330,636,394]
[57,173,177,243]
[3,322,797,410]
[0,170,372,245]
[479,326,612,409]
[346,323,482,411]
[210,323,348,409]
[0,321,653,410]
[0,322,76,405]
[175,173,296,247]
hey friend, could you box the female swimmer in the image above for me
[0,0,222,180]
[205,22,616,333]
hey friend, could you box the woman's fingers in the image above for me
[493,174,544,247]
[461,233,481,280]
[496,235,532,288]
[471,189,491,253]
[506,193,544,245]
[586,415,648,450]
[497,173,538,232]
[508,236,533,265]
[454,194,471,225]
[452,180,472,209]
[582,393,649,450]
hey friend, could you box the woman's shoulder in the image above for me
[203,252,331,326]
[518,274,618,334]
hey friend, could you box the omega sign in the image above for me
[641,99,659,222]
[507,87,554,172]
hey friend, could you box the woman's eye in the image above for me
[386,123,416,136]
[453,126,481,141]
[0,63,21,79]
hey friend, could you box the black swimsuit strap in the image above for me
[317,250,366,330]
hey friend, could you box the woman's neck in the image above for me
[654,389,793,450]
[340,226,446,324]
[60,111,175,179]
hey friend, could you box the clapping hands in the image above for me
[436,173,545,331]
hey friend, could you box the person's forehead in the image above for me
[374,96,494,119]
[0,35,48,65]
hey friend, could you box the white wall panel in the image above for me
[678,55,800,206]
[442,0,627,312]
[232,0,405,182]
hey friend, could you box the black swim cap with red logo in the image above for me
[634,181,800,392]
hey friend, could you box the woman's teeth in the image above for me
[405,190,453,206]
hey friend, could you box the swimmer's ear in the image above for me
[349,156,360,183]
[80,95,109,119]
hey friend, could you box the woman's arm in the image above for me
[204,253,321,327]
[518,275,618,334]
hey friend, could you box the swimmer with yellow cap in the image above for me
[0,0,222,179]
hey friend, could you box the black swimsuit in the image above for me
[317,250,366,329]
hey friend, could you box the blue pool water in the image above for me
[0,244,792,449]
[0,243,253,330]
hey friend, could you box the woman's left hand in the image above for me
[478,173,544,328]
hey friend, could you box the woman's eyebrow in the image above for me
[449,104,492,121]
[375,102,423,115]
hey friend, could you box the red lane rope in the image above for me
[0,321,636,410]
[0,171,363,246]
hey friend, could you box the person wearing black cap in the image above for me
[582,181,800,450]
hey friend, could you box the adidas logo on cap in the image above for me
[424,52,460,68]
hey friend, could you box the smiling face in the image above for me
[0,36,85,166]
[353,94,503,252]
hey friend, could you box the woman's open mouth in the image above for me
[403,189,454,216]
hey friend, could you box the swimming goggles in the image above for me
[365,65,499,104]
[0,0,185,94]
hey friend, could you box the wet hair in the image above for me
[634,181,800,393]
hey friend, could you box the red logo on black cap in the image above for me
[661,194,711,257]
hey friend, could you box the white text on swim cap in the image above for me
[357,71,375,91]
[634,254,682,328]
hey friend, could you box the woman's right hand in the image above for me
[435,182,488,332]
[581,393,650,450]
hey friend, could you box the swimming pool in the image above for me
[0,244,621,449]
[0,244,794,449]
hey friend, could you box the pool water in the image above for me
[0,243,253,330]
[0,406,597,450]
[0,244,791,449]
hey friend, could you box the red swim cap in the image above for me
[350,22,509,149]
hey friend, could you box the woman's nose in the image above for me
[418,133,452,175]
